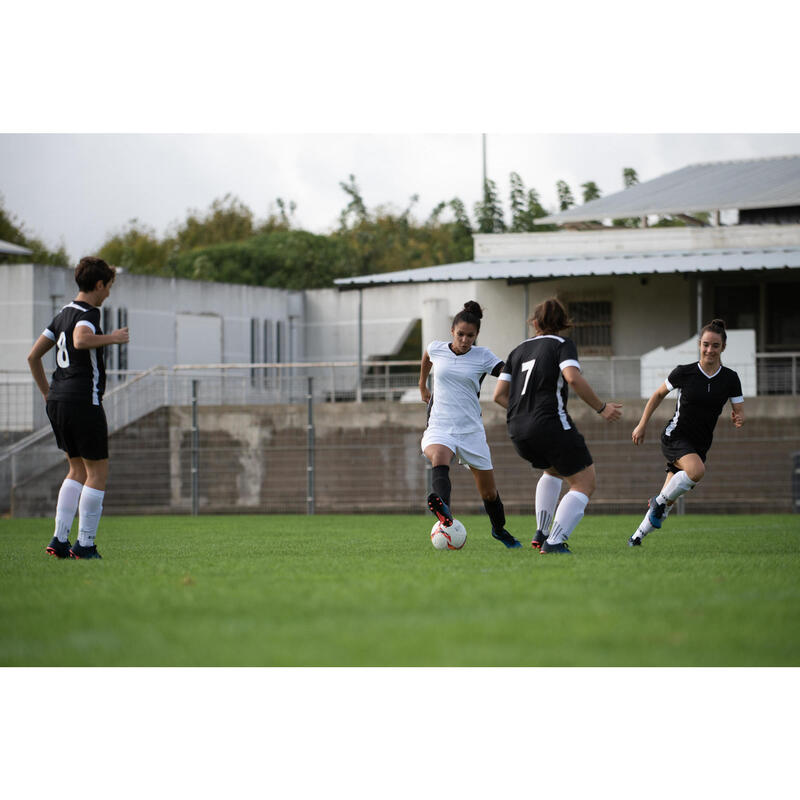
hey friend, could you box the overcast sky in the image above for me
[3,132,800,262]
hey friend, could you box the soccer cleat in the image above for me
[647,496,666,529]
[540,540,572,554]
[628,535,642,547]
[492,528,522,549]
[45,537,71,559]
[531,530,546,549]
[427,493,453,527]
[68,542,102,560]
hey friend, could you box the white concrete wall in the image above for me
[474,224,800,260]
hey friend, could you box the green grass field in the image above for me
[1,514,798,666]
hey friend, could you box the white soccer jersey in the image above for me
[426,340,503,434]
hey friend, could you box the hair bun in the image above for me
[711,318,727,329]
[463,300,483,319]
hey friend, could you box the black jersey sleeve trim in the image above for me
[490,361,505,377]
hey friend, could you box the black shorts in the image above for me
[46,399,108,461]
[660,433,707,473]
[511,425,593,477]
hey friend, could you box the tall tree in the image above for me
[97,219,172,274]
[172,194,255,250]
[509,172,527,232]
[623,167,639,189]
[338,174,369,229]
[581,181,601,203]
[475,178,506,233]
[556,180,575,211]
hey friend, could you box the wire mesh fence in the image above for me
[2,359,799,518]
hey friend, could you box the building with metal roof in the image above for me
[535,154,800,226]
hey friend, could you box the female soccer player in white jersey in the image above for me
[27,256,129,559]
[419,301,521,548]
[628,318,744,546]
[493,298,622,554]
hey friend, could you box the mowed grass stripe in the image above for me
[0,514,798,666]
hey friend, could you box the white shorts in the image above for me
[421,427,494,471]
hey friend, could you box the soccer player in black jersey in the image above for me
[493,298,622,554]
[628,318,744,546]
[27,257,129,559]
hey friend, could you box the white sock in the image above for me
[535,474,562,535]
[633,499,675,540]
[547,490,590,544]
[78,486,105,547]
[657,471,697,505]
[54,478,83,542]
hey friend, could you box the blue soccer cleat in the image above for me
[531,530,546,549]
[69,543,102,560]
[492,528,522,549]
[540,540,572,554]
[647,496,666,529]
[627,535,642,547]
[427,493,453,527]
[45,537,71,559]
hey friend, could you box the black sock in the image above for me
[431,465,451,507]
[484,493,505,531]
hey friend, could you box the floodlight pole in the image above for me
[191,379,199,516]
[696,277,703,334]
[482,133,487,190]
[307,376,315,515]
[357,288,363,402]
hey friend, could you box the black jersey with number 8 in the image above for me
[43,301,106,405]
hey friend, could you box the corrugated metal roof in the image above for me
[0,239,33,256]
[536,154,800,225]
[334,247,800,288]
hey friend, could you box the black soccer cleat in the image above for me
[45,537,71,559]
[531,530,546,549]
[627,535,642,547]
[540,540,572,554]
[647,496,667,529]
[492,528,522,549]
[427,493,453,527]
[69,542,102,560]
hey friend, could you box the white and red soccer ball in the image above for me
[430,519,467,550]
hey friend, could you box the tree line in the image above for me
[2,166,701,289]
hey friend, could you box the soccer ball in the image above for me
[430,519,467,550]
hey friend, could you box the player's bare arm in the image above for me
[493,379,509,409]
[27,334,56,398]
[418,350,432,403]
[73,325,130,350]
[632,383,670,444]
[561,366,622,422]
[731,401,745,428]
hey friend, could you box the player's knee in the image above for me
[687,464,705,482]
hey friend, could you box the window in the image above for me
[714,285,759,331]
[103,307,115,373]
[567,301,612,355]
[767,282,800,348]
[117,308,128,371]
[275,321,284,363]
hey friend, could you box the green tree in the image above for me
[581,181,601,203]
[97,219,172,274]
[509,172,528,232]
[475,178,505,233]
[623,167,639,189]
[556,180,575,212]
[172,194,255,251]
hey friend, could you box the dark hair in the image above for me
[452,300,483,332]
[530,297,571,335]
[701,318,727,345]
[75,256,115,292]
